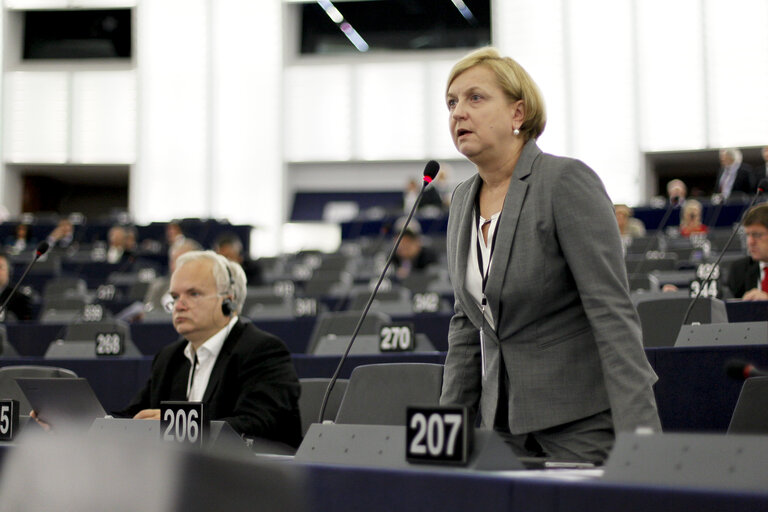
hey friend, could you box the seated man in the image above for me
[391,218,438,280]
[117,250,302,447]
[728,204,768,300]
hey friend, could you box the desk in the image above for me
[297,462,768,512]
[4,312,452,357]
[0,353,446,413]
[1,345,765,433]
[725,299,768,322]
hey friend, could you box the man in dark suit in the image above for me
[727,204,768,301]
[716,148,754,198]
[117,250,302,447]
[0,252,33,321]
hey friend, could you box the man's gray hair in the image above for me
[174,250,247,314]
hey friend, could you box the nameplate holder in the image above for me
[413,292,440,313]
[296,421,524,471]
[0,399,19,441]
[95,331,124,356]
[160,401,207,449]
[604,432,768,493]
[379,323,416,352]
[406,406,470,465]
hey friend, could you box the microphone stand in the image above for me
[316,162,439,423]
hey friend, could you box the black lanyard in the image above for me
[474,196,501,308]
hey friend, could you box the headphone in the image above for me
[221,262,235,317]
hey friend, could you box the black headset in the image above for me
[221,262,235,317]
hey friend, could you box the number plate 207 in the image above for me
[406,406,471,465]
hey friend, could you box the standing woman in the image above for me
[440,47,660,463]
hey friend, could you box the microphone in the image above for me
[0,241,49,318]
[316,160,440,423]
[681,178,768,325]
[725,358,768,380]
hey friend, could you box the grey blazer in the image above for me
[440,140,661,434]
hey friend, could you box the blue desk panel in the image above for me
[4,312,452,357]
[300,463,768,512]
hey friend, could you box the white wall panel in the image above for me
[427,60,464,161]
[211,0,283,255]
[704,0,768,147]
[354,62,426,160]
[133,0,208,222]
[4,0,68,7]
[284,65,352,161]
[493,0,568,156]
[3,72,68,163]
[636,0,706,151]
[71,71,136,163]
[565,0,638,204]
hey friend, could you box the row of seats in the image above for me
[0,361,445,439]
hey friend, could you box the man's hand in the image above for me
[133,409,161,420]
[742,288,768,301]
[29,410,51,432]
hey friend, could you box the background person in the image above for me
[439,47,660,464]
[391,218,438,280]
[614,204,646,238]
[727,204,768,301]
[678,199,708,238]
[716,148,753,198]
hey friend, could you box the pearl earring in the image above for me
[514,128,520,136]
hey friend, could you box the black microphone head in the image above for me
[35,241,50,257]
[725,358,750,380]
[422,160,440,184]
[758,179,768,193]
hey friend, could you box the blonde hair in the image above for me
[446,47,546,141]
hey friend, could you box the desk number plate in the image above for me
[160,402,206,448]
[406,406,471,465]
[379,323,416,352]
[0,399,19,441]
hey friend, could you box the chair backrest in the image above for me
[43,277,88,300]
[334,363,443,426]
[65,319,131,342]
[633,295,728,347]
[0,365,78,413]
[728,376,768,434]
[47,319,141,358]
[306,311,391,354]
[0,325,14,357]
[298,378,348,436]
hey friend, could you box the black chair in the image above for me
[0,325,18,357]
[0,365,77,414]
[728,376,768,434]
[334,363,443,426]
[298,378,348,436]
[42,277,88,300]
[633,295,728,347]
[45,319,141,358]
[306,311,391,354]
